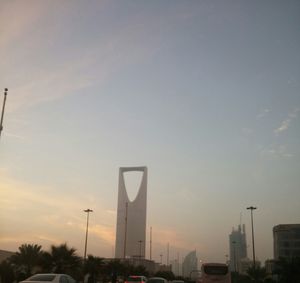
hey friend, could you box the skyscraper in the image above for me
[115,166,148,259]
[229,224,247,272]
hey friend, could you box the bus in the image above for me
[200,263,231,283]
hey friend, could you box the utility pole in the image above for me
[150,226,152,260]
[138,240,143,262]
[167,243,169,266]
[247,206,257,267]
[0,88,8,139]
[83,209,93,262]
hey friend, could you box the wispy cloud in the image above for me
[274,108,299,135]
[257,108,271,119]
[260,144,293,159]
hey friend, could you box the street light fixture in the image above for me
[83,208,93,262]
[247,206,257,267]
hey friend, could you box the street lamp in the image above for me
[138,240,143,260]
[83,208,93,262]
[247,206,257,267]
[0,88,8,140]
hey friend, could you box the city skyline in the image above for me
[1,0,300,265]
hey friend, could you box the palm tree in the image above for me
[41,243,82,278]
[9,244,43,278]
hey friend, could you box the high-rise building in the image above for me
[182,250,198,278]
[273,224,300,259]
[115,166,148,259]
[229,224,248,272]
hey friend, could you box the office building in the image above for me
[273,224,300,259]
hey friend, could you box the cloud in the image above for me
[256,108,271,119]
[274,108,299,135]
[260,144,293,159]
[89,224,115,245]
[241,127,254,136]
[0,172,115,252]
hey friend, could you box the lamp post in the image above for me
[247,206,257,267]
[160,254,163,265]
[138,240,143,261]
[83,209,93,262]
[0,88,8,140]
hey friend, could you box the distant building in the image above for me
[273,224,300,259]
[0,250,14,263]
[229,224,248,272]
[170,259,181,276]
[182,250,198,278]
[115,167,148,259]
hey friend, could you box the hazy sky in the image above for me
[1,0,300,265]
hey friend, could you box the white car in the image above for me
[20,274,76,283]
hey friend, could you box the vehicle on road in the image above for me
[147,277,167,283]
[20,274,76,283]
[125,276,147,283]
[200,263,231,283]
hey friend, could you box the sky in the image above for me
[0,0,300,265]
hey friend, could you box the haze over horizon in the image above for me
[0,0,300,265]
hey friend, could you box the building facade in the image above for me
[115,166,148,259]
[182,250,198,278]
[229,224,248,272]
[273,224,300,259]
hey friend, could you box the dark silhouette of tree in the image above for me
[9,244,43,278]
[41,243,82,278]
[0,260,15,283]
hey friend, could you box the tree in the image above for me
[41,243,82,279]
[0,260,15,283]
[9,244,43,278]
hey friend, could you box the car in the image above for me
[125,276,147,283]
[147,277,168,283]
[20,274,76,283]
